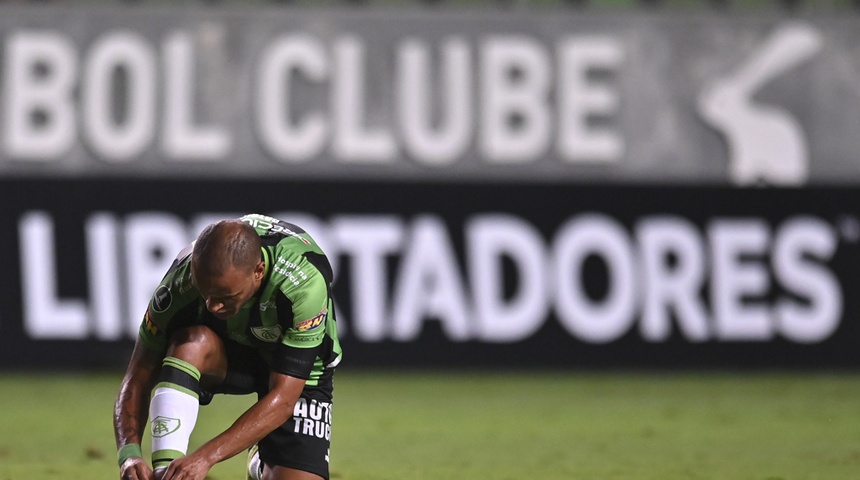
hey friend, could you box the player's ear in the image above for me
[254,261,265,280]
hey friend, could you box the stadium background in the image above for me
[2,2,860,480]
[2,0,860,370]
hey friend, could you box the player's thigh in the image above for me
[259,387,332,480]
[209,340,270,397]
[258,423,331,480]
[264,466,324,480]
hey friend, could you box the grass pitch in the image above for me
[0,371,858,480]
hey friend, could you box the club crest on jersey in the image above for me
[297,309,327,332]
[152,285,172,313]
[251,325,283,342]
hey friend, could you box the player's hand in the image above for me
[159,453,214,480]
[120,457,154,480]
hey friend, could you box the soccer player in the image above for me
[113,214,342,480]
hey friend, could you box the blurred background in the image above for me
[2,0,860,372]
[2,1,860,479]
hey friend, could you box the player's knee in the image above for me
[170,325,219,346]
[166,326,224,367]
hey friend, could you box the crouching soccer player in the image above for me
[113,214,342,480]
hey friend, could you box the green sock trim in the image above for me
[153,381,199,400]
[152,449,185,468]
[117,443,143,467]
[152,356,201,400]
[162,357,201,381]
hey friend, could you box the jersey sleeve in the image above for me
[137,247,197,354]
[139,308,169,353]
[270,272,330,379]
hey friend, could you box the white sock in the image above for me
[149,357,201,469]
[248,448,262,480]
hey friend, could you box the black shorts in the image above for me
[202,339,334,479]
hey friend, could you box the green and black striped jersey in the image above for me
[139,214,342,385]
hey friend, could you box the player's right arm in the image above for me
[114,335,164,480]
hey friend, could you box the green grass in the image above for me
[1,371,859,480]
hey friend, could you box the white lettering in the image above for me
[557,36,624,162]
[124,213,189,335]
[0,31,633,171]
[332,36,396,163]
[468,214,548,342]
[553,214,637,343]
[637,216,710,342]
[397,38,472,165]
[257,34,328,162]
[773,217,841,342]
[162,31,231,160]
[480,36,551,163]
[4,32,77,159]
[331,216,404,341]
[302,418,314,435]
[19,212,89,339]
[14,211,843,348]
[710,219,772,341]
[87,213,123,340]
[82,31,156,161]
[293,398,307,417]
[390,216,472,341]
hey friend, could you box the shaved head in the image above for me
[192,219,262,278]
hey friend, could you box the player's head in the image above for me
[191,219,265,319]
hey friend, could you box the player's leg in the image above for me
[149,325,228,475]
[165,324,230,388]
[254,385,333,480]
[264,465,325,480]
[248,446,324,480]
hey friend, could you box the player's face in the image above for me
[194,262,265,320]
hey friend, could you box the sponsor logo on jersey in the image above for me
[144,311,159,335]
[152,285,172,313]
[296,308,327,332]
[251,325,283,342]
[259,300,276,312]
[176,275,194,294]
[292,398,332,441]
[242,215,311,245]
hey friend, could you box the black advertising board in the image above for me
[2,179,859,370]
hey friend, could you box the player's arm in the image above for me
[159,371,307,480]
[163,334,323,479]
[114,335,164,480]
[163,279,328,479]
